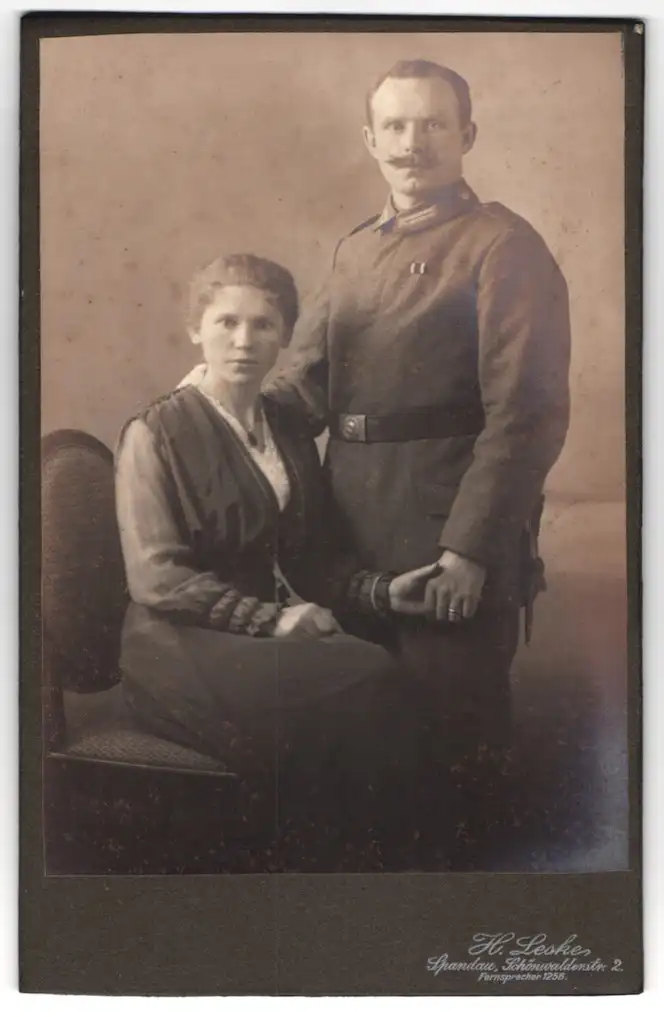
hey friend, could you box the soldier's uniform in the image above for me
[269,178,571,864]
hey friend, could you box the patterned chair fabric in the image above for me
[56,727,229,775]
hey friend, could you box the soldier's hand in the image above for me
[424,549,487,623]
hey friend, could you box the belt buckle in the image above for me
[339,413,367,442]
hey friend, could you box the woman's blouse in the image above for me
[197,387,291,513]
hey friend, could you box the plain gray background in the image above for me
[40,30,625,507]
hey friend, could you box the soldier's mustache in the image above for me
[389,156,435,169]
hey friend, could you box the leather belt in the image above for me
[330,405,485,443]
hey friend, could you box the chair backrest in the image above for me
[42,430,128,693]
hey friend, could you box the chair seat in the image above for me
[49,724,235,778]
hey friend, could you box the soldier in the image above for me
[182,59,571,868]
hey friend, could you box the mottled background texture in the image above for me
[40,31,629,871]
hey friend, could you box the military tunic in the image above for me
[271,180,570,602]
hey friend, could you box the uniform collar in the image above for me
[374,179,478,235]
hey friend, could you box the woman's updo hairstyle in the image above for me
[186,253,299,338]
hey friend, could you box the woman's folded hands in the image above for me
[273,602,343,640]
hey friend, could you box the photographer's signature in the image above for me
[468,932,591,957]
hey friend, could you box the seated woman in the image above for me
[115,252,433,871]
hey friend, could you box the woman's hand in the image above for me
[273,602,343,640]
[388,563,442,616]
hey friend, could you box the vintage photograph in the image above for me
[38,24,632,880]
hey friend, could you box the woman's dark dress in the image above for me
[115,385,415,869]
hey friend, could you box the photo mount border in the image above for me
[19,13,644,996]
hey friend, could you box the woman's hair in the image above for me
[186,253,299,336]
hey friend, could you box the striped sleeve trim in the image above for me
[208,588,280,637]
[208,589,243,629]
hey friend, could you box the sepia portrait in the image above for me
[34,20,636,896]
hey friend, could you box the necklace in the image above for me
[241,413,262,449]
[198,386,263,449]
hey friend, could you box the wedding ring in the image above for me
[448,608,462,621]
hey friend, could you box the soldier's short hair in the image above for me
[186,253,299,336]
[366,59,472,128]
